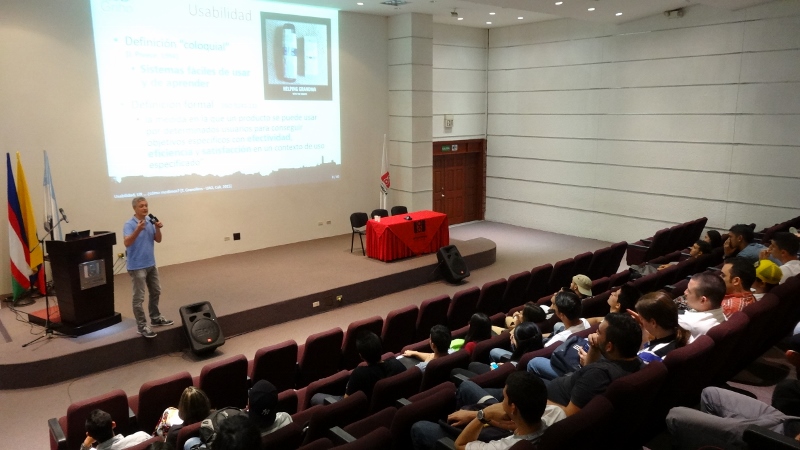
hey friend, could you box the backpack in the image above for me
[549,335,588,376]
[198,407,247,446]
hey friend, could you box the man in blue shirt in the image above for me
[124,197,172,338]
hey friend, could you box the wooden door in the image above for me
[433,139,485,225]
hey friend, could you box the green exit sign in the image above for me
[441,145,451,152]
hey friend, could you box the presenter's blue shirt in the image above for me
[124,216,157,270]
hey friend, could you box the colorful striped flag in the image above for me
[7,153,33,299]
[43,150,63,240]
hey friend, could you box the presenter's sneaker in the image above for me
[151,316,174,327]
[138,326,157,338]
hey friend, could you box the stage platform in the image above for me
[0,233,495,389]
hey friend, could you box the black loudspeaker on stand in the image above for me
[437,245,470,284]
[179,301,225,355]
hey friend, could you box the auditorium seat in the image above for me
[447,287,480,330]
[249,339,298,392]
[571,251,592,278]
[336,427,392,450]
[390,383,457,450]
[606,241,628,278]
[580,291,611,319]
[49,389,132,450]
[260,420,305,450]
[298,438,334,450]
[475,278,508,316]
[590,276,610,296]
[297,327,345,388]
[548,258,575,294]
[299,369,351,411]
[277,389,298,415]
[602,361,668,448]
[341,316,384,370]
[175,422,201,450]
[416,295,450,341]
[369,367,422,414]
[526,263,554,302]
[627,227,671,266]
[382,304,419,354]
[343,406,397,439]
[128,370,192,433]
[470,331,510,364]
[705,312,750,385]
[419,350,470,392]
[471,358,515,389]
[195,354,249,409]
[301,391,368,445]
[586,246,613,280]
[607,269,630,289]
[538,395,615,450]
[500,270,532,313]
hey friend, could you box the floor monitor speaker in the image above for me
[437,245,470,284]
[179,301,225,355]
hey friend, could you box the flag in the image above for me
[7,153,33,299]
[16,152,43,272]
[380,134,390,196]
[43,150,63,240]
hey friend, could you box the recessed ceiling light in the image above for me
[457,17,463,20]
[555,1,563,5]
[357,2,363,4]
[616,12,622,16]
[517,16,524,20]
[486,21,492,24]
[588,7,595,11]
[489,12,495,15]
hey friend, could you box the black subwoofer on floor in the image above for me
[437,245,470,284]
[179,301,225,355]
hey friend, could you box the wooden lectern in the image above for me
[45,232,121,335]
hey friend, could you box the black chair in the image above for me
[350,212,368,255]
[390,206,408,216]
[370,209,389,219]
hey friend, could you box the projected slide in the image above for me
[89,0,340,198]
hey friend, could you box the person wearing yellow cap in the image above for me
[752,259,783,300]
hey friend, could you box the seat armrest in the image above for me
[435,437,457,450]
[323,395,340,405]
[743,424,800,449]
[327,426,357,445]
[640,239,653,245]
[628,243,650,251]
[707,266,721,272]
[48,418,67,450]
[451,372,471,387]
[395,398,412,408]
[664,285,676,291]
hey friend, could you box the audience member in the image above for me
[549,313,643,417]
[311,331,405,405]
[704,229,723,249]
[657,240,712,271]
[211,415,261,450]
[489,322,543,364]
[667,381,800,448]
[761,232,800,283]
[80,409,151,450]
[458,313,494,356]
[628,291,690,363]
[719,257,756,318]
[585,284,641,327]
[410,372,563,450]
[401,325,452,371]
[677,272,727,343]
[724,224,767,264]
[165,387,212,448]
[752,259,783,299]
[542,291,587,346]
[499,302,545,333]
[247,380,292,435]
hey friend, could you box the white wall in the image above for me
[432,24,487,141]
[0,2,388,292]
[485,2,800,242]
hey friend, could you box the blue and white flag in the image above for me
[43,150,63,240]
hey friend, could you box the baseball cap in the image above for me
[755,260,782,285]
[248,380,278,427]
[572,275,592,297]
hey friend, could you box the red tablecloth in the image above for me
[366,210,449,262]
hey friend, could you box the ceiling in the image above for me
[275,0,775,28]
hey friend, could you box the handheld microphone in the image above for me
[59,208,69,224]
[148,214,159,224]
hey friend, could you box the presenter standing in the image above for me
[124,197,173,338]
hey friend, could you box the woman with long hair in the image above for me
[631,291,690,363]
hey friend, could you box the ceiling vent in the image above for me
[381,0,410,6]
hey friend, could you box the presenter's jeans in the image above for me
[130,266,162,330]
